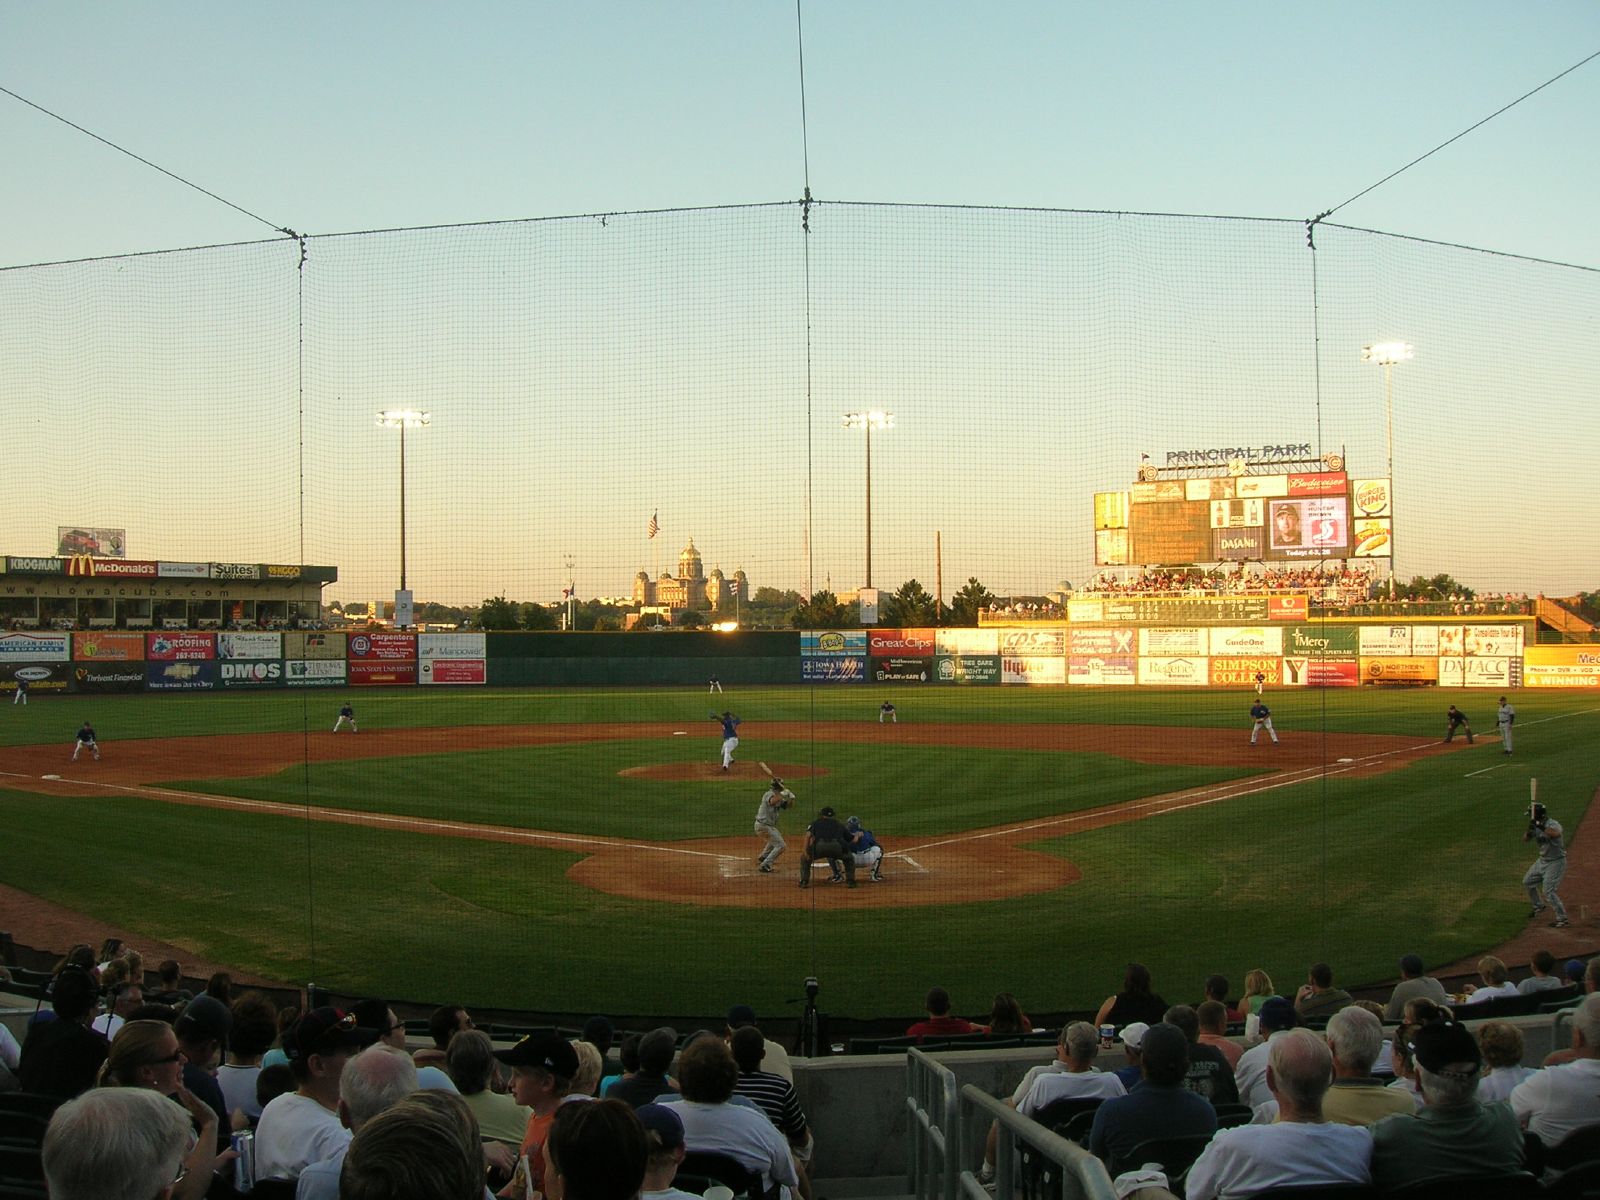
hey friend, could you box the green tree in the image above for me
[677,609,707,628]
[520,602,559,631]
[948,577,995,626]
[883,578,938,626]
[477,595,521,630]
[1395,573,1474,601]
[792,589,850,628]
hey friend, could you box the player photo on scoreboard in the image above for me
[1266,497,1349,559]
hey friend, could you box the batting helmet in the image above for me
[771,777,783,789]
[1529,802,1547,825]
[846,816,861,831]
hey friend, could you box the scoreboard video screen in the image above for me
[1095,467,1393,567]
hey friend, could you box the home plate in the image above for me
[41,774,62,780]
[672,731,687,736]
[1336,757,1355,764]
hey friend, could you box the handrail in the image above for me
[907,1048,962,1200]
[961,1083,1119,1200]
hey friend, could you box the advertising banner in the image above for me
[1209,627,1284,656]
[1103,597,1271,624]
[5,556,64,575]
[217,631,282,660]
[210,563,262,581]
[1068,655,1137,685]
[285,660,347,687]
[158,561,211,579]
[419,632,487,660]
[1465,625,1524,656]
[1210,656,1282,686]
[935,628,999,656]
[1410,626,1439,657]
[800,655,865,682]
[1281,657,1360,687]
[1212,528,1265,561]
[801,630,868,656]
[1267,597,1309,621]
[264,565,303,581]
[871,656,932,683]
[1359,626,1412,656]
[1137,657,1210,686]
[1439,657,1516,688]
[1095,529,1130,566]
[869,629,936,655]
[1235,474,1288,498]
[420,659,487,685]
[3,662,72,692]
[146,661,218,691]
[1287,472,1349,497]
[147,632,216,661]
[1130,480,1187,504]
[64,557,156,578]
[1360,656,1437,685]
[0,632,71,661]
[1186,477,1236,501]
[1351,478,1392,517]
[998,628,1066,657]
[219,660,286,688]
[348,632,417,660]
[1351,518,1392,557]
[1209,499,1264,528]
[348,660,418,686]
[1139,627,1207,656]
[57,527,126,556]
[934,655,1001,685]
[285,631,346,660]
[1523,646,1600,688]
[1286,624,1359,655]
[1266,497,1349,559]
[1001,656,1066,685]
[70,662,146,693]
[1094,491,1131,528]
[72,632,146,661]
[1129,501,1211,565]
[1069,627,1136,655]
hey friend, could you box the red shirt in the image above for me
[906,1016,979,1042]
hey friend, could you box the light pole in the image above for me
[376,409,431,622]
[842,410,894,589]
[1360,343,1411,599]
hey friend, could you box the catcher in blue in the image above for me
[72,721,100,762]
[711,710,741,771]
[1249,701,1278,745]
[846,815,886,882]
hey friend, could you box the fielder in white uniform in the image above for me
[754,778,794,873]
[1497,696,1516,755]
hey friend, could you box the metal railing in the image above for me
[906,1049,1118,1200]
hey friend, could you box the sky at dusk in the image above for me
[3,3,1596,604]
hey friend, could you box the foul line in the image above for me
[902,739,1443,854]
[0,771,725,860]
[1466,763,1512,778]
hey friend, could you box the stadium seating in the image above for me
[1379,1174,1540,1199]
[1546,1124,1600,1172]
[673,1151,768,1199]
[1109,1132,1211,1180]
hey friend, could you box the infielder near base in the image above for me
[1249,701,1278,745]
[712,710,741,771]
[754,777,794,873]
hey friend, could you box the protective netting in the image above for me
[1,203,1596,1023]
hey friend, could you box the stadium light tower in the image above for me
[1360,343,1412,599]
[842,410,895,589]
[376,410,431,618]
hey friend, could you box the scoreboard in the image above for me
[1095,469,1393,567]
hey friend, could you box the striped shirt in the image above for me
[733,1070,809,1142]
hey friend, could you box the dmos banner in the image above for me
[219,660,286,688]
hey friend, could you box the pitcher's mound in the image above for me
[619,761,831,782]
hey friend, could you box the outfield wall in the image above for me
[3,612,1592,693]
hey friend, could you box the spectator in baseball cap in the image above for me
[1235,997,1297,1108]
[175,994,233,1143]
[637,1101,690,1200]
[495,1032,580,1197]
[253,1008,379,1183]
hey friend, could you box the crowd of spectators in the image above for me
[5,945,1600,1199]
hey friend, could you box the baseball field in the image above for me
[0,685,1594,1022]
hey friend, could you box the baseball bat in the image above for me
[1531,778,1538,808]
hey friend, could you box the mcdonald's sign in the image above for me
[66,554,96,577]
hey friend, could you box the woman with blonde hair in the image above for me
[1234,969,1277,1022]
[570,1038,604,1098]
[1460,955,1518,1005]
[98,1019,186,1096]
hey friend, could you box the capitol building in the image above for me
[632,538,748,611]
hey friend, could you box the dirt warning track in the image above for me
[0,722,1450,909]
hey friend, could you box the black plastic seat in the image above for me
[1379,1173,1540,1199]
[1547,1122,1600,1171]
[1109,1132,1212,1180]
[675,1151,767,1200]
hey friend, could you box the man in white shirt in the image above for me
[1234,997,1297,1110]
[1018,1022,1126,1114]
[89,980,143,1041]
[1184,1029,1373,1200]
[660,1037,798,1197]
[1510,994,1600,1145]
[254,1007,378,1182]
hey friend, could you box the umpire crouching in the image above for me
[800,806,856,889]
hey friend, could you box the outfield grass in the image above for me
[1,685,1595,1021]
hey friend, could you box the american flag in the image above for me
[729,578,740,595]
[647,510,659,539]
[562,586,572,599]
